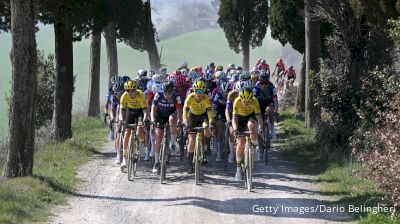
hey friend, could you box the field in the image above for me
[0,26,302,137]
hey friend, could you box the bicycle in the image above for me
[177,123,186,161]
[192,127,205,185]
[125,120,142,181]
[240,131,257,192]
[156,122,170,184]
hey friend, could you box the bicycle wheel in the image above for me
[195,133,201,185]
[222,126,229,170]
[127,137,133,181]
[264,121,270,165]
[132,133,138,178]
[118,128,124,164]
[160,127,168,183]
[245,142,253,191]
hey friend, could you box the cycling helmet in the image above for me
[193,80,206,91]
[188,70,199,82]
[112,82,122,92]
[180,69,188,76]
[217,76,229,86]
[175,74,186,86]
[231,72,239,82]
[167,75,177,83]
[239,87,253,102]
[111,75,120,84]
[138,69,147,77]
[159,66,167,75]
[259,72,270,81]
[147,71,155,79]
[204,70,214,81]
[208,62,215,69]
[152,74,163,83]
[124,80,137,90]
[289,65,294,69]
[237,66,242,71]
[262,59,267,64]
[146,80,155,91]
[227,63,235,69]
[163,81,174,94]
[215,71,225,79]
[241,80,253,89]
[180,61,188,68]
[216,65,223,71]
[239,71,251,81]
[122,76,131,83]
[277,58,283,64]
[152,83,164,93]
[220,82,229,93]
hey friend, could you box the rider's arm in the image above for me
[272,89,278,113]
[119,93,127,122]
[175,95,183,124]
[151,105,157,123]
[232,115,238,131]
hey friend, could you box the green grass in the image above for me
[278,107,400,223]
[0,26,303,137]
[0,117,108,224]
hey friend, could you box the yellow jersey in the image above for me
[183,93,213,122]
[119,90,147,110]
[232,96,261,117]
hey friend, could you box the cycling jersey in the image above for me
[253,82,277,112]
[213,92,227,120]
[175,83,190,102]
[232,96,261,117]
[276,63,285,74]
[183,92,213,123]
[137,78,150,92]
[120,90,147,110]
[285,69,296,79]
[153,92,182,116]
[110,91,123,110]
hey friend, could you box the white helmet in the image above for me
[159,66,167,75]
[215,71,225,79]
[180,69,188,76]
[180,61,188,68]
[152,74,163,83]
[220,82,229,93]
[204,70,214,81]
[152,83,164,93]
[227,63,235,69]
[138,69,147,77]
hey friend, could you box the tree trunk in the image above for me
[144,0,160,72]
[242,42,250,71]
[304,0,321,128]
[87,31,101,117]
[296,54,306,112]
[52,21,74,141]
[104,21,118,88]
[4,0,37,178]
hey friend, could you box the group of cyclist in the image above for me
[104,58,296,181]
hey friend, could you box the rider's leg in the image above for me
[169,114,178,149]
[154,128,163,164]
[235,137,245,181]
[228,126,235,163]
[248,119,258,145]
[215,121,224,161]
[268,105,276,140]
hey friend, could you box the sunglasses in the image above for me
[128,89,136,93]
[195,89,205,94]
[260,82,268,85]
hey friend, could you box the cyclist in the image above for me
[275,58,286,75]
[285,65,296,90]
[109,82,125,164]
[136,69,150,92]
[183,80,213,174]
[253,72,279,158]
[259,59,270,74]
[226,63,235,74]
[159,66,168,80]
[119,80,148,170]
[232,87,263,181]
[215,65,224,72]
[178,61,189,73]
[151,81,182,173]
[104,75,122,140]
[212,81,230,162]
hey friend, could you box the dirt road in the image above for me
[50,140,355,224]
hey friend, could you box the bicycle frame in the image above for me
[192,127,204,185]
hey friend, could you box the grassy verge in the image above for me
[0,117,108,224]
[277,108,400,223]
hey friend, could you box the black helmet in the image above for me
[259,72,270,81]
[163,81,174,93]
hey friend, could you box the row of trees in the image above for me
[0,0,161,178]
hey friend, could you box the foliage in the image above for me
[0,0,10,33]
[5,51,55,130]
[217,0,269,54]
[0,118,107,224]
[388,19,400,44]
[352,67,400,206]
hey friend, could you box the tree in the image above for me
[104,21,118,88]
[87,32,101,117]
[0,0,11,33]
[125,0,160,72]
[38,0,110,141]
[4,0,37,178]
[218,0,269,71]
[304,0,321,128]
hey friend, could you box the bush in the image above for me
[5,50,55,129]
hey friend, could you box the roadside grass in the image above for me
[277,108,400,223]
[0,117,108,224]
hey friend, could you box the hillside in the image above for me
[0,26,302,137]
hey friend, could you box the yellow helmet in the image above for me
[239,87,253,102]
[124,80,137,90]
[193,80,206,91]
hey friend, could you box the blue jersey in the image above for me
[153,92,182,116]
[253,81,276,110]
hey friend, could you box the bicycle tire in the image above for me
[118,128,124,164]
[195,134,201,185]
[222,126,229,171]
[160,126,169,183]
[264,121,270,165]
[245,141,253,192]
[127,137,133,181]
[132,133,138,178]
